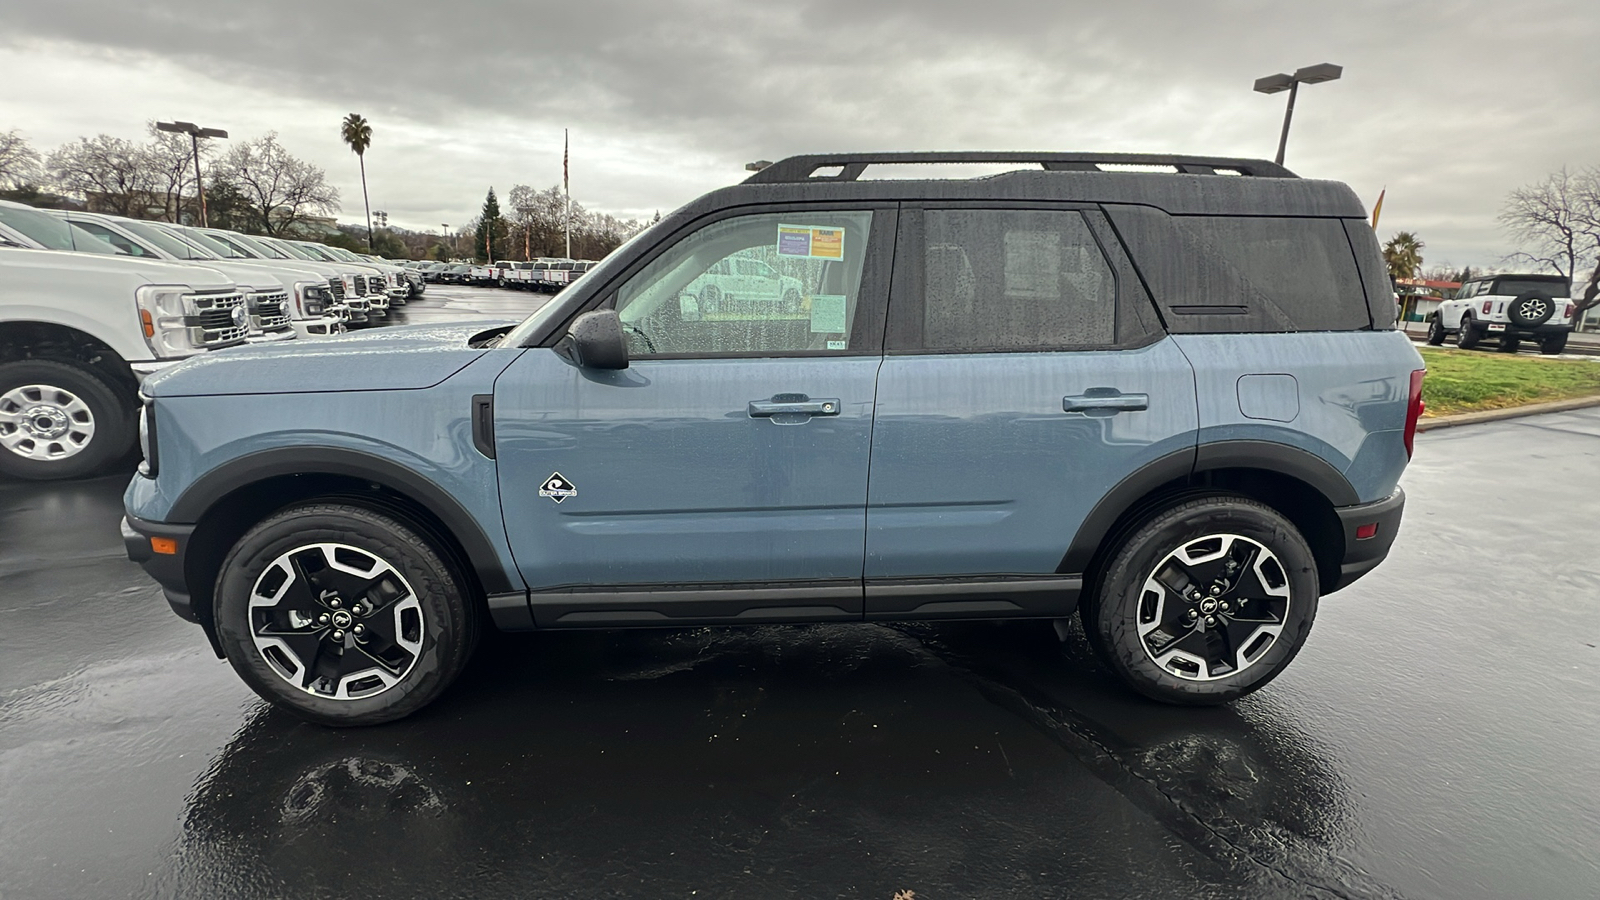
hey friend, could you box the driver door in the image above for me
[492,205,896,626]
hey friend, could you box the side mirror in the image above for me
[564,309,629,370]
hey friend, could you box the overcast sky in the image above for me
[3,0,1596,271]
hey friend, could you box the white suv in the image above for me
[1429,273,1574,354]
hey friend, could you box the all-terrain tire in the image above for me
[1506,291,1555,327]
[1541,333,1569,355]
[0,358,135,481]
[214,503,478,726]
[1081,495,1320,706]
[1457,317,1482,349]
[1426,316,1446,345]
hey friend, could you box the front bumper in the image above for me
[1330,487,1406,592]
[292,315,347,338]
[122,514,198,623]
[129,359,183,382]
[245,329,298,345]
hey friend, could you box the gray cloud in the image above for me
[3,0,1598,269]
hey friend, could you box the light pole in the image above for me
[441,224,450,259]
[1252,64,1341,166]
[156,121,228,226]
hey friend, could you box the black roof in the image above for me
[665,151,1367,219]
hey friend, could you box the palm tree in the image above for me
[1382,231,1425,281]
[340,113,374,252]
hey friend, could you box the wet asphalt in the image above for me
[2,287,1598,899]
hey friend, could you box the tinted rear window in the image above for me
[1172,216,1370,331]
[1490,277,1569,298]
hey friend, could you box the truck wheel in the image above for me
[0,358,135,481]
[1081,495,1319,705]
[214,503,479,726]
[1457,317,1482,349]
[1541,333,1568,355]
[1498,334,1521,353]
[1426,316,1446,345]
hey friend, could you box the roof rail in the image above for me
[743,152,1297,183]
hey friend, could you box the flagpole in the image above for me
[563,129,571,259]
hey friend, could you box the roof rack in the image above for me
[743,152,1296,184]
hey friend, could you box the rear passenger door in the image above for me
[864,205,1198,619]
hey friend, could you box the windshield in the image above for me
[119,220,213,260]
[237,234,298,260]
[293,243,340,262]
[188,229,257,259]
[322,245,361,262]
[0,205,120,253]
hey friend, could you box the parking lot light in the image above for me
[1253,64,1341,165]
[156,120,229,227]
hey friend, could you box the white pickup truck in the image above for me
[1428,273,1575,354]
[0,201,248,480]
[48,210,345,340]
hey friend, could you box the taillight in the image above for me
[1482,301,1492,315]
[1566,303,1575,319]
[1403,368,1425,459]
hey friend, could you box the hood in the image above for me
[0,245,234,289]
[142,319,518,398]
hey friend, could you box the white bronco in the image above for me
[1429,273,1574,355]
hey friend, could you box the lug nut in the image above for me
[1204,616,1216,627]
[1210,585,1222,595]
[332,630,345,641]
[1185,609,1198,620]
[330,598,341,608]
[353,624,364,634]
[318,613,330,624]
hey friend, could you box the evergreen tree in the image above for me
[474,188,510,262]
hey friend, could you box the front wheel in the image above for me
[1426,316,1446,345]
[1082,496,1319,705]
[214,503,479,726]
[0,358,135,481]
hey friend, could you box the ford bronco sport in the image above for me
[123,152,1423,725]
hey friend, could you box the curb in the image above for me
[1417,394,1600,431]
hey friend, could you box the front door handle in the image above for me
[1063,389,1149,414]
[748,394,841,419]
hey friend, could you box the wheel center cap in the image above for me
[1200,598,1218,614]
[22,405,69,439]
[331,610,353,629]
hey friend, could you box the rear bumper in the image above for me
[1480,321,1573,337]
[122,514,198,622]
[1329,487,1406,592]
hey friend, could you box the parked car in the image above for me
[0,200,246,480]
[1427,273,1574,354]
[681,256,807,317]
[439,263,472,284]
[123,151,1421,725]
[180,227,371,326]
[44,210,342,341]
[257,237,390,319]
[418,262,448,283]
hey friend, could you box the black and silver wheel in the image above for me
[1426,316,1446,345]
[1457,316,1481,349]
[215,503,478,726]
[0,359,134,481]
[1506,291,1554,328]
[1541,333,1568,355]
[1083,495,1319,705]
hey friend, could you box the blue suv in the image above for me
[124,153,1424,725]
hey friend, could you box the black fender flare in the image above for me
[1058,440,1357,574]
[167,446,517,595]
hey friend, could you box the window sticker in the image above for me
[810,294,848,333]
[827,340,847,350]
[777,225,846,260]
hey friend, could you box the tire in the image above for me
[1081,495,1320,705]
[214,503,479,726]
[1506,291,1555,327]
[1498,334,1521,353]
[0,358,135,481]
[783,288,802,314]
[1426,316,1446,345]
[1457,317,1481,349]
[1541,333,1569,355]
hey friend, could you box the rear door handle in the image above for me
[1063,390,1149,413]
[748,394,841,418]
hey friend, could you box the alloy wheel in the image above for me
[1136,533,1292,681]
[249,542,425,700]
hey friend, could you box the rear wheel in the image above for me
[1082,495,1319,705]
[0,358,134,481]
[1457,317,1482,349]
[1498,334,1521,353]
[1541,333,1569,355]
[214,503,478,726]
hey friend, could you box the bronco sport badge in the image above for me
[539,472,577,503]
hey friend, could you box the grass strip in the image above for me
[1420,347,1600,416]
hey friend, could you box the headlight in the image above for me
[294,280,329,317]
[137,395,158,477]
[135,285,200,358]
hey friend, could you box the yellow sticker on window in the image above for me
[777,225,846,260]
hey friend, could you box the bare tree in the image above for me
[214,133,340,235]
[0,130,42,190]
[1499,166,1600,316]
[46,134,155,216]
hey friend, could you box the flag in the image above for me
[1371,188,1385,230]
